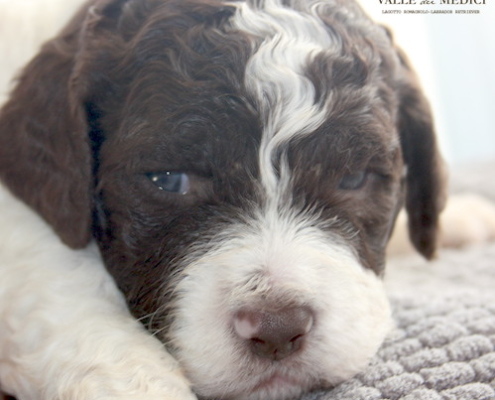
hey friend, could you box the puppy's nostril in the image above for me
[233,306,314,361]
[290,334,304,343]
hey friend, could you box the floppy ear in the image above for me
[0,0,128,248]
[396,50,447,259]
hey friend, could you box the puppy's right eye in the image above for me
[146,172,190,195]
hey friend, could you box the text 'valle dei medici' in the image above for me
[379,0,485,4]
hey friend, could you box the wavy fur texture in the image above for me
[0,1,447,399]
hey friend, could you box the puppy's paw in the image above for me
[387,193,495,257]
[438,193,495,248]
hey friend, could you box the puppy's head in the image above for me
[0,0,446,399]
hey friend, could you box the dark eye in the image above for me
[147,172,190,194]
[338,171,368,190]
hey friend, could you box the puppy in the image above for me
[0,0,445,399]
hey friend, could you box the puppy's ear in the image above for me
[395,49,447,259]
[0,0,128,248]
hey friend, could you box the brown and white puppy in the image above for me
[0,0,445,399]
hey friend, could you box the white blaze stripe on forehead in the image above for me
[229,0,336,198]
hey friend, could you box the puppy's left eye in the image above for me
[147,172,190,194]
[338,171,368,190]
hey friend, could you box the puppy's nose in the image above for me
[233,307,314,361]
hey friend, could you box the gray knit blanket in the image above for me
[303,243,495,400]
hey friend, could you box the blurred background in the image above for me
[359,0,495,169]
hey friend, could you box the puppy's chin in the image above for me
[164,207,392,400]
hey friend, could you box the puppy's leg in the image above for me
[0,185,196,400]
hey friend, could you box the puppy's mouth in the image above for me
[220,371,313,400]
[252,372,304,392]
